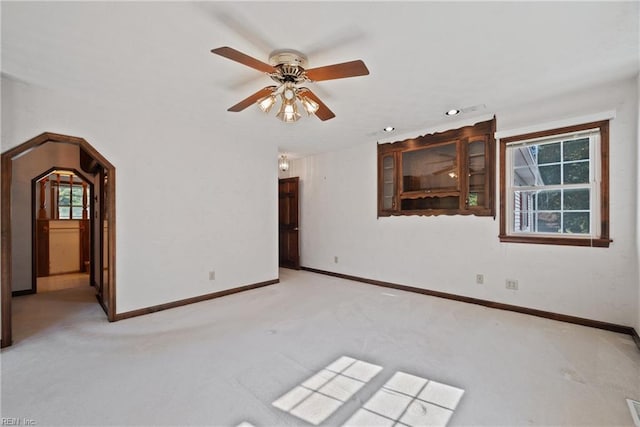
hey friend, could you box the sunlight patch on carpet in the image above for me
[343,371,464,427]
[272,356,383,425]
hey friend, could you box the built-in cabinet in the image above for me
[378,117,496,217]
[36,219,90,276]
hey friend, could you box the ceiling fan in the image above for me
[211,46,369,122]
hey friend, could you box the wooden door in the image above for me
[279,177,300,269]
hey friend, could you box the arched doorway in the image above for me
[1,132,116,347]
[30,167,95,294]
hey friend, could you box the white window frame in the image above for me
[505,129,601,238]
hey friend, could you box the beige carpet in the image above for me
[37,272,90,293]
[2,269,638,426]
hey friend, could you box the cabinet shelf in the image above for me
[401,190,460,200]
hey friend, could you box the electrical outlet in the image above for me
[476,274,484,284]
[506,279,518,290]
[209,271,215,281]
[334,256,339,264]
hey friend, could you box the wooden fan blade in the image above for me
[228,86,276,112]
[211,46,275,74]
[300,89,335,121]
[305,60,369,82]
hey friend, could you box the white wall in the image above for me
[2,75,279,313]
[291,76,639,327]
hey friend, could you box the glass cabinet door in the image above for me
[467,138,487,208]
[381,153,396,211]
[399,141,460,211]
[402,142,458,193]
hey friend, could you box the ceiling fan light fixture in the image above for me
[300,96,319,116]
[283,84,296,101]
[276,94,301,123]
[212,46,369,123]
[257,94,277,113]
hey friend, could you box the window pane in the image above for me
[513,209,531,232]
[536,190,561,210]
[537,142,560,164]
[563,212,590,234]
[72,207,84,219]
[72,185,83,205]
[59,206,70,218]
[513,165,539,186]
[563,161,589,184]
[539,164,560,185]
[536,212,561,233]
[563,189,590,210]
[58,186,71,206]
[512,145,544,187]
[563,138,589,161]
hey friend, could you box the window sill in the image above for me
[499,234,611,248]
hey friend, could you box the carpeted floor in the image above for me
[37,272,90,293]
[2,269,638,426]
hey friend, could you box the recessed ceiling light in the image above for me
[445,109,461,116]
[383,126,395,132]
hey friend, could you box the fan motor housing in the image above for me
[269,49,308,69]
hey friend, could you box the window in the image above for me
[38,170,91,220]
[499,120,610,247]
[378,118,496,217]
[58,182,89,219]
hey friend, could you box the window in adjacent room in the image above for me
[38,170,91,220]
[499,120,610,247]
[58,181,88,219]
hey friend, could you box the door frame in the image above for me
[25,167,96,296]
[1,132,116,348]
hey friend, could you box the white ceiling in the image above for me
[2,1,638,157]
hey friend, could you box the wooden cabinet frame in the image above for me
[378,117,496,217]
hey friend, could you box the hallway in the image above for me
[37,272,90,293]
